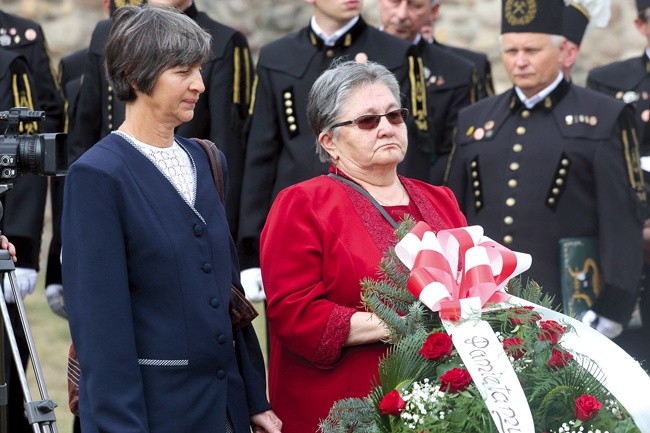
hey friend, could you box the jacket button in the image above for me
[193,224,203,236]
[210,298,220,308]
[217,334,226,344]
[202,263,212,273]
[217,370,226,380]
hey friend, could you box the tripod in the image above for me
[0,190,58,433]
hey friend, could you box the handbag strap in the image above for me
[191,137,225,204]
[328,172,398,229]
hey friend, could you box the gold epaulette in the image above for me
[408,55,427,132]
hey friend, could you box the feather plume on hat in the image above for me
[568,0,611,28]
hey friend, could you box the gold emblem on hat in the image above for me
[113,0,146,7]
[504,0,537,26]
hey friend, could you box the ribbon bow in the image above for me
[394,222,532,321]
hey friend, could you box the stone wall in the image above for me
[0,0,646,91]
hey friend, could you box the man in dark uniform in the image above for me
[70,0,253,238]
[586,0,650,365]
[446,0,646,342]
[0,8,63,433]
[424,0,494,100]
[238,0,429,284]
[376,0,478,185]
[562,0,610,81]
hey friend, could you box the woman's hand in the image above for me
[251,409,282,432]
[0,235,17,262]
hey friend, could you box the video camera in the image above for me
[0,107,67,182]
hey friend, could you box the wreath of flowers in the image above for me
[319,218,643,433]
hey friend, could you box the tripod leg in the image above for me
[0,254,58,433]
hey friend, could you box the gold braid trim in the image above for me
[243,47,251,106]
[622,128,647,202]
[12,73,38,133]
[248,74,259,116]
[233,47,241,105]
[408,55,428,132]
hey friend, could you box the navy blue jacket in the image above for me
[62,133,270,433]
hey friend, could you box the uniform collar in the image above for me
[510,76,570,112]
[308,16,365,49]
[644,48,650,73]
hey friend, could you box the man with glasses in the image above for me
[446,0,646,342]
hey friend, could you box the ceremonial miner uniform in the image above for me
[432,39,494,101]
[239,17,428,265]
[587,55,650,155]
[446,0,646,326]
[414,38,477,184]
[70,2,253,236]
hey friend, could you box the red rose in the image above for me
[538,320,566,345]
[508,306,541,325]
[419,332,453,361]
[440,367,473,393]
[547,348,573,369]
[502,337,525,360]
[379,389,406,416]
[575,394,603,421]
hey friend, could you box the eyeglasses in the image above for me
[330,108,409,131]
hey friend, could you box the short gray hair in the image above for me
[105,4,212,102]
[306,59,402,163]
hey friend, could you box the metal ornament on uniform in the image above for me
[501,0,564,35]
[110,0,147,15]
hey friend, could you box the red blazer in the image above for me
[260,174,467,433]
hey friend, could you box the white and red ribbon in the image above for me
[395,222,532,321]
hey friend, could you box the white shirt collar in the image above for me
[310,15,360,47]
[515,72,564,109]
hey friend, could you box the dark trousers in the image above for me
[613,267,650,370]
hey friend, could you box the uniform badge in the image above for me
[473,128,485,140]
[642,109,650,122]
[0,35,10,46]
[504,0,538,27]
[354,52,368,63]
[623,91,639,104]
[484,120,495,130]
[24,28,37,41]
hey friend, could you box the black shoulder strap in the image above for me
[191,137,225,204]
[328,173,398,229]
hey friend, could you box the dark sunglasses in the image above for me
[330,108,409,131]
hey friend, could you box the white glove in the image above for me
[3,267,37,303]
[581,309,624,339]
[240,267,266,302]
[45,284,67,318]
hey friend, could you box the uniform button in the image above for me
[509,162,520,171]
[559,168,566,176]
[471,160,477,168]
[284,99,293,107]
[561,158,570,167]
[504,216,514,225]
[475,200,482,208]
[555,178,564,186]
[202,263,213,273]
[326,49,334,58]
[108,94,113,101]
[285,108,293,115]
[210,298,220,308]
[521,110,530,119]
[108,123,113,129]
[552,187,560,195]
[474,190,481,197]
[473,180,480,187]
[287,116,295,123]
[503,235,513,245]
[516,126,526,135]
[217,334,226,344]
[506,197,516,207]
[289,124,297,132]
[512,143,523,153]
[548,197,556,205]
[108,114,112,121]
[283,92,291,99]
[508,179,518,188]
[216,370,226,380]
[193,224,203,236]
[471,170,478,179]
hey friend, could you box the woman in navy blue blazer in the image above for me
[61,5,281,433]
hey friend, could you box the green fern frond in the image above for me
[319,397,377,433]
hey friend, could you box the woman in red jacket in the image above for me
[261,60,467,433]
